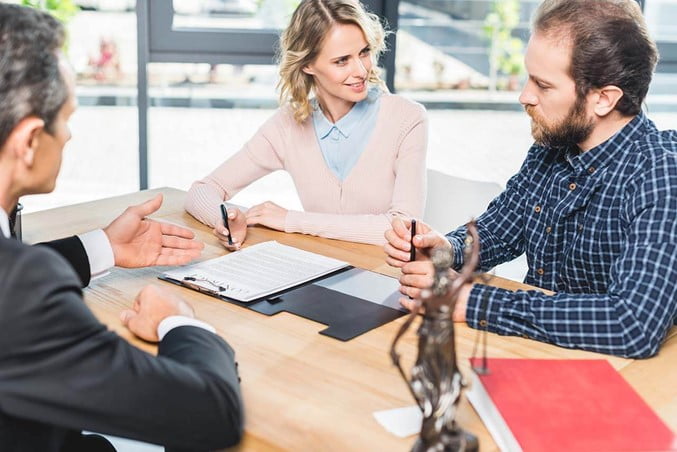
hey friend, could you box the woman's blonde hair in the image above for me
[277,0,388,123]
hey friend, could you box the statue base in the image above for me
[412,430,479,452]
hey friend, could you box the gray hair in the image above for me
[0,4,68,147]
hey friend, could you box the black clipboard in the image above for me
[159,267,406,341]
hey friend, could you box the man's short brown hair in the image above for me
[533,0,658,116]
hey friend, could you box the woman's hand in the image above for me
[214,207,247,251]
[245,201,288,231]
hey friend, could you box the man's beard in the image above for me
[526,96,594,149]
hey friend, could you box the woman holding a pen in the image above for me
[185,0,427,249]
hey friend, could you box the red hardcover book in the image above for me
[467,358,677,452]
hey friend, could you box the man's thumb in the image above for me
[120,309,136,326]
[414,232,437,249]
[134,194,163,218]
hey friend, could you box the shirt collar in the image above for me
[565,112,653,175]
[312,88,381,140]
[312,107,339,140]
[0,207,10,239]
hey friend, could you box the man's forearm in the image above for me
[465,284,672,358]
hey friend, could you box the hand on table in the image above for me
[214,207,247,251]
[104,194,204,267]
[120,284,195,342]
[245,201,288,232]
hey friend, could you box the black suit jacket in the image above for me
[38,236,91,287]
[0,236,244,451]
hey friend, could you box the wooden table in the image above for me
[24,188,677,451]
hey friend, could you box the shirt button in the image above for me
[578,224,584,231]
[536,268,545,275]
[534,205,541,213]
[479,319,488,327]
[588,166,596,174]
[546,226,552,234]
[569,183,577,190]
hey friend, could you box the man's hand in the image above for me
[384,217,451,268]
[452,283,472,322]
[120,284,195,342]
[398,260,435,301]
[398,264,472,323]
[245,201,288,231]
[104,194,204,267]
[214,207,247,251]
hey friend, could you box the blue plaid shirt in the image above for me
[446,113,677,358]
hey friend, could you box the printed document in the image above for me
[161,241,349,302]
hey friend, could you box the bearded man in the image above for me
[384,0,677,358]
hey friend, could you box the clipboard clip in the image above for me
[183,276,228,293]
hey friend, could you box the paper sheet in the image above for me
[162,241,348,302]
[373,405,422,438]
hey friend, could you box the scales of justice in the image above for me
[390,222,486,452]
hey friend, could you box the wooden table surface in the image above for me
[23,187,677,451]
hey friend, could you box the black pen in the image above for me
[220,204,233,246]
[410,218,417,262]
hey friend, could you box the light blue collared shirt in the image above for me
[312,88,382,181]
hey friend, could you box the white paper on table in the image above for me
[162,241,347,302]
[373,405,422,438]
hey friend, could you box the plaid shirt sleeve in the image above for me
[465,149,677,358]
[445,146,540,270]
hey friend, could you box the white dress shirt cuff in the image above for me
[157,316,216,341]
[0,208,10,239]
[78,229,115,278]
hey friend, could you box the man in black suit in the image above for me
[0,4,244,451]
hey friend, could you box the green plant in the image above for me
[21,0,79,24]
[499,36,524,76]
[483,0,525,90]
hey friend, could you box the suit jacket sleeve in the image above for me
[0,245,243,450]
[37,236,91,287]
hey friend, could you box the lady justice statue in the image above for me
[390,222,480,452]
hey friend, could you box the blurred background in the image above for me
[11,0,677,214]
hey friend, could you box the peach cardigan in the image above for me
[185,93,428,245]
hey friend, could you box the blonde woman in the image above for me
[185,0,427,247]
